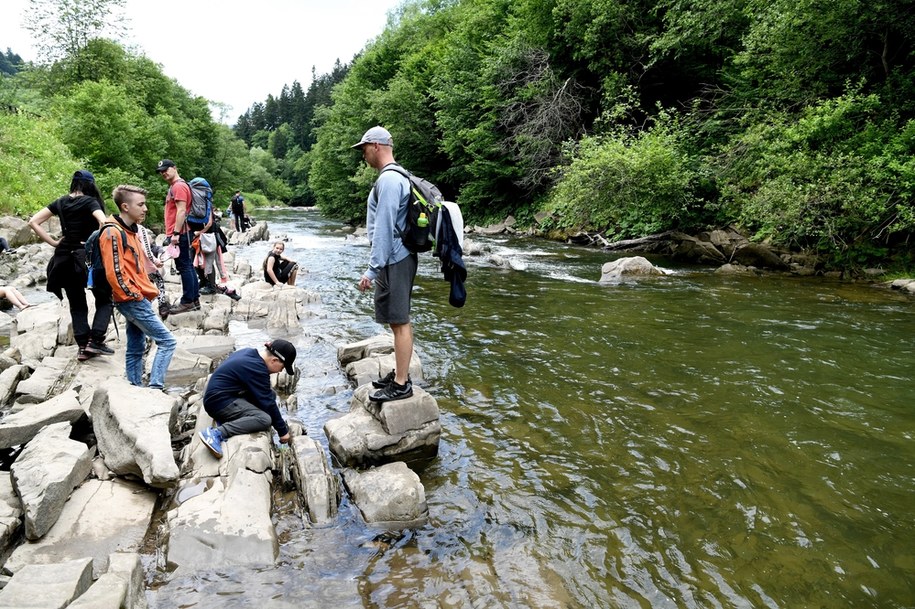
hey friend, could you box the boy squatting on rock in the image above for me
[198,340,297,458]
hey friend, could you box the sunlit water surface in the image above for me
[148,209,915,609]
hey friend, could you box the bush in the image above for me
[542,112,706,239]
[718,91,915,262]
[0,112,80,217]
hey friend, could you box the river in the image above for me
[148,208,915,609]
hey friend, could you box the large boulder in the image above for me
[0,217,35,248]
[599,256,666,282]
[10,422,93,540]
[324,384,441,468]
[342,461,428,528]
[732,243,790,270]
[89,378,180,488]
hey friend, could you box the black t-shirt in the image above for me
[231,195,245,214]
[48,194,104,248]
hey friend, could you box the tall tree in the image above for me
[23,0,127,82]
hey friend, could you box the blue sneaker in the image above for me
[199,427,223,459]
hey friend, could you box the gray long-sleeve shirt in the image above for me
[365,165,411,281]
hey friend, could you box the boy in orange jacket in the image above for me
[100,185,177,389]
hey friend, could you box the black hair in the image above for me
[70,175,105,205]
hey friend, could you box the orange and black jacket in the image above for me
[99,215,159,304]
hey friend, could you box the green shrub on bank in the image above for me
[718,91,915,264]
[0,112,80,217]
[541,112,707,239]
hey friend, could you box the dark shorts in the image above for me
[374,253,418,325]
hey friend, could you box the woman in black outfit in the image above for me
[263,241,299,286]
[28,170,114,361]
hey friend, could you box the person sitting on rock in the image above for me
[0,286,32,310]
[199,340,297,459]
[263,241,298,286]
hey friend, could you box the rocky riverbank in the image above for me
[0,216,443,608]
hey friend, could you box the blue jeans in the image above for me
[175,232,199,305]
[115,299,177,388]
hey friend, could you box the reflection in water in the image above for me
[149,209,915,608]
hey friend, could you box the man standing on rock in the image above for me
[156,159,200,314]
[352,126,416,404]
[199,340,297,458]
[101,185,178,390]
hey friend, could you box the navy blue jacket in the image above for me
[435,206,466,308]
[203,348,289,437]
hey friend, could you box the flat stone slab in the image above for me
[68,552,146,609]
[0,389,85,449]
[345,353,423,389]
[166,468,278,571]
[11,422,93,540]
[0,557,93,609]
[2,479,157,578]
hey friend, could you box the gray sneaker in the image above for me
[369,379,413,403]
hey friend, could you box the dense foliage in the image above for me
[2,0,913,268]
[244,0,913,267]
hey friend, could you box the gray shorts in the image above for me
[374,253,418,325]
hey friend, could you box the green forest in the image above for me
[3,0,914,269]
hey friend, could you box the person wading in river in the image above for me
[352,126,416,403]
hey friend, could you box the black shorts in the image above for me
[374,253,418,325]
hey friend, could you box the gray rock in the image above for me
[0,217,36,248]
[337,335,394,367]
[3,479,157,578]
[599,256,665,282]
[10,303,62,362]
[0,365,28,409]
[344,352,422,389]
[0,476,22,557]
[165,467,278,571]
[11,422,93,540]
[290,436,339,525]
[68,552,147,609]
[12,353,76,405]
[0,557,93,608]
[174,335,236,362]
[342,462,428,528]
[325,385,441,468]
[89,378,180,488]
[732,243,789,270]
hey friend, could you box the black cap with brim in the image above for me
[266,340,296,375]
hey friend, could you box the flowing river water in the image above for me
[148,208,915,609]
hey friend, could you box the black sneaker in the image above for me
[85,341,114,355]
[369,379,413,403]
[199,285,216,295]
[77,348,97,362]
[372,369,396,389]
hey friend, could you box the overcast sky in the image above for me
[1,0,403,123]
